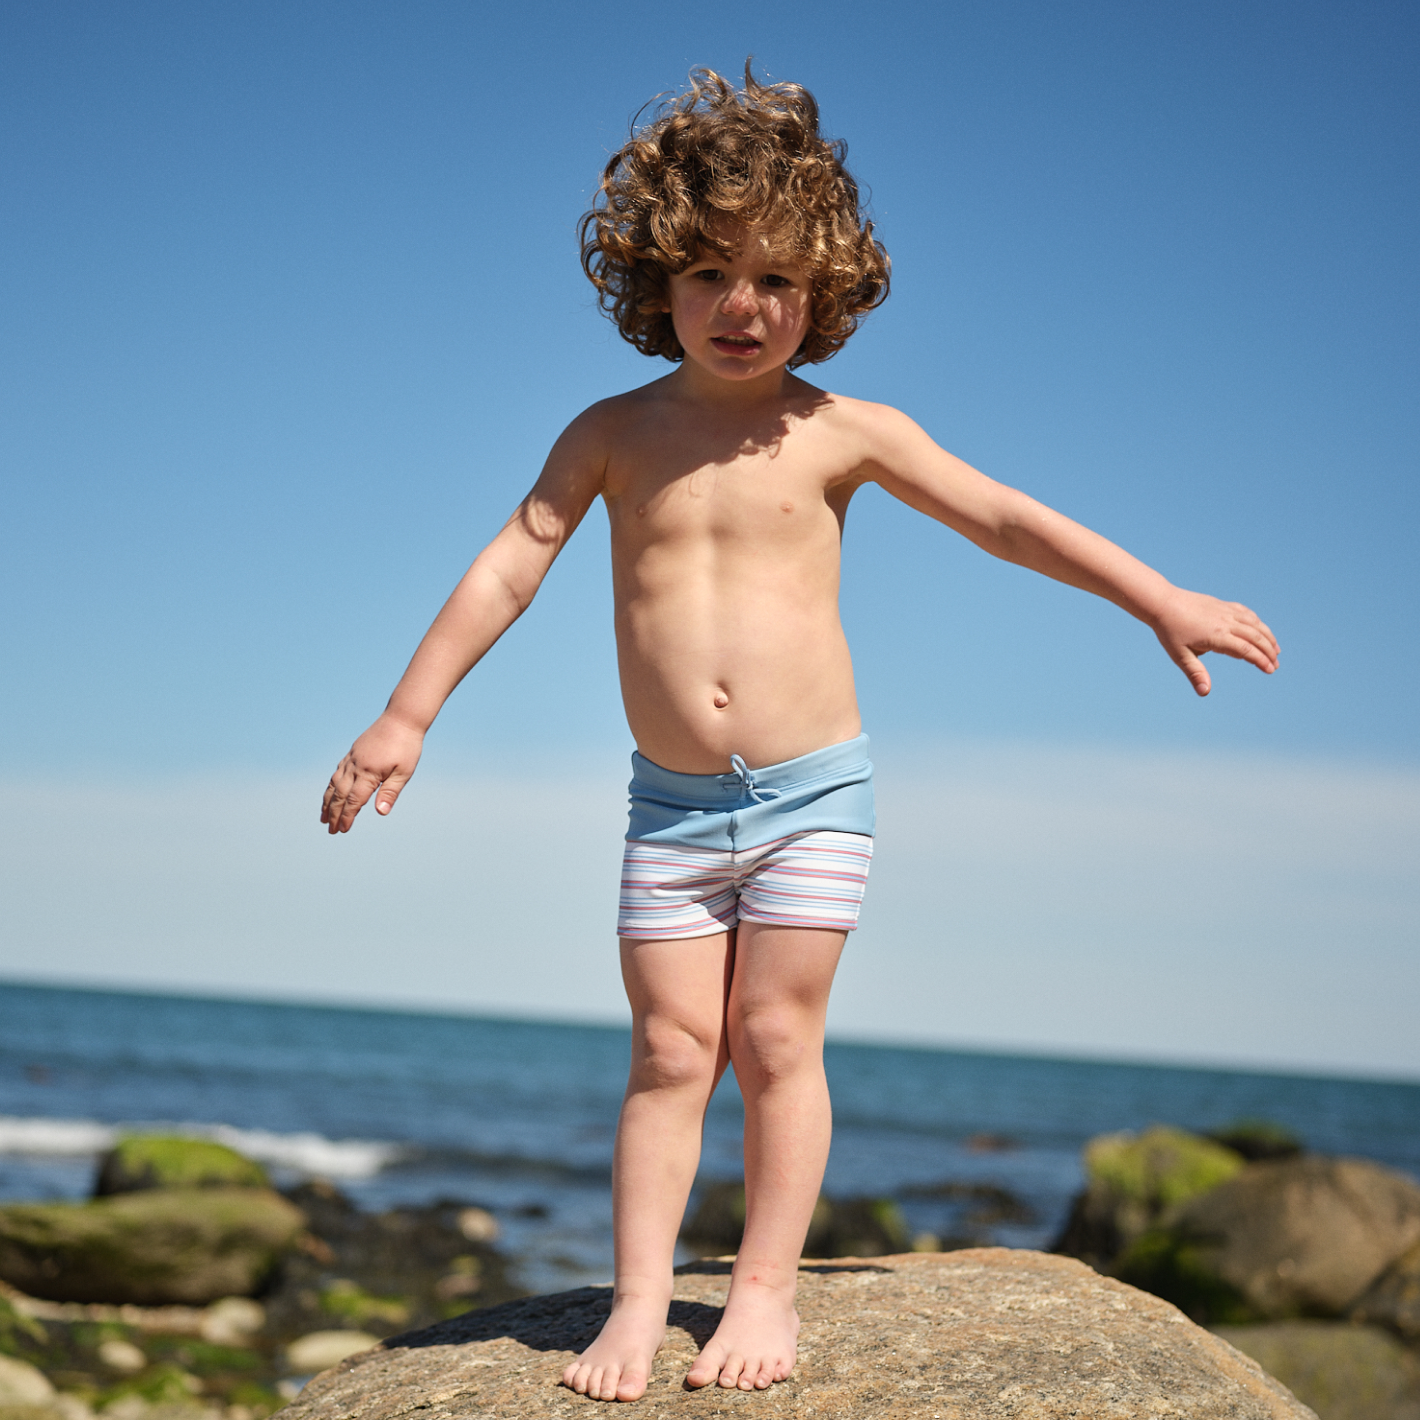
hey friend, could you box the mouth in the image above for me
[711,333,763,356]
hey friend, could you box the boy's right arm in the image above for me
[320,408,611,835]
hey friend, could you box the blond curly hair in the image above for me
[580,65,890,368]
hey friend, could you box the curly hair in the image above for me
[580,64,889,368]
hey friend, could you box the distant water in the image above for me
[2,981,1417,1295]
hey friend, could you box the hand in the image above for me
[1150,588,1279,696]
[320,714,425,834]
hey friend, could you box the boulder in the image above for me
[96,1337,147,1373]
[1352,1238,1420,1344]
[1215,1321,1420,1420]
[198,1296,266,1345]
[0,1354,56,1406]
[1053,1124,1245,1268]
[0,1188,305,1305]
[285,1331,382,1374]
[1116,1156,1420,1322]
[94,1138,268,1197]
[682,1182,908,1259]
[274,1249,1317,1419]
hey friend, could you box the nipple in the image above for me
[713,690,730,709]
[780,501,794,513]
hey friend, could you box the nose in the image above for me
[720,278,758,315]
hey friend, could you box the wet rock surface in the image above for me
[263,1183,521,1342]
[277,1249,1317,1419]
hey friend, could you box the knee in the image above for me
[730,1005,818,1088]
[631,1015,719,1093]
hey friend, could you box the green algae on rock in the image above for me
[94,1139,269,1198]
[1053,1124,1245,1269]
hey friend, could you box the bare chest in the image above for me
[603,424,857,550]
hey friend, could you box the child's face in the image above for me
[663,223,813,382]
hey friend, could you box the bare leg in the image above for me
[684,922,846,1392]
[561,931,733,1403]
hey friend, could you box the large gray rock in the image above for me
[1216,1321,1420,1420]
[276,1249,1317,1418]
[0,1188,305,1305]
[1353,1238,1420,1344]
[1116,1156,1420,1322]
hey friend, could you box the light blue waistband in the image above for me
[626,735,874,850]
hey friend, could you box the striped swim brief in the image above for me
[617,736,875,940]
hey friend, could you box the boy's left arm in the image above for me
[858,404,1279,696]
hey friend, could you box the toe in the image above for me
[685,1345,723,1389]
[617,1371,647,1403]
[719,1353,746,1389]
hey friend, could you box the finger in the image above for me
[375,770,411,816]
[1230,605,1280,658]
[1174,646,1211,696]
[322,781,350,833]
[1218,629,1278,673]
[322,755,361,829]
[1237,629,1280,671]
[341,772,382,832]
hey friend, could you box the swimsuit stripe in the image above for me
[618,831,873,939]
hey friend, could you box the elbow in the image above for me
[489,562,540,620]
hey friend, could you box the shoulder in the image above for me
[796,386,938,466]
[551,380,672,454]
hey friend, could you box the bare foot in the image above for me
[684,1282,800,1391]
[561,1293,668,1403]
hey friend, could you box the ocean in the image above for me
[2,980,1417,1296]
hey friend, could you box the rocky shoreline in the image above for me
[0,1138,520,1420]
[1,1127,1418,1419]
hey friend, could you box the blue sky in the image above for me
[3,1,1417,1074]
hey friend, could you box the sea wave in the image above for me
[0,1116,401,1179]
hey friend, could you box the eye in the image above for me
[761,274,792,288]
[690,268,723,282]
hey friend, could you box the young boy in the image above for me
[321,68,1277,1403]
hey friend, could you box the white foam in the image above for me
[0,1116,400,1179]
[206,1125,401,1178]
[0,1117,117,1154]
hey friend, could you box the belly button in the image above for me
[713,691,730,709]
